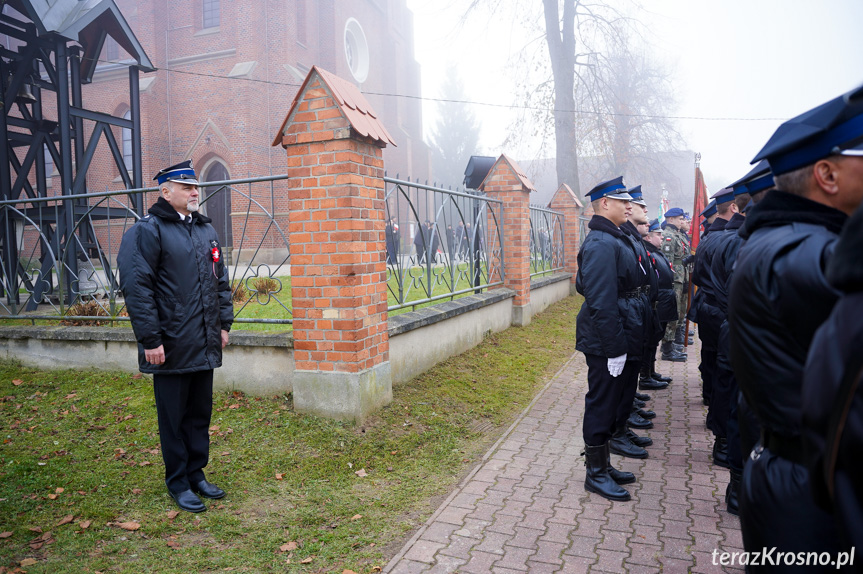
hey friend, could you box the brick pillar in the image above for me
[480,155,535,326]
[548,183,583,294]
[274,67,394,422]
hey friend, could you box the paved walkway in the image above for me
[385,342,744,573]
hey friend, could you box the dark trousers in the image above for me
[740,449,843,571]
[708,365,733,439]
[153,370,214,494]
[583,353,640,445]
[726,377,743,474]
[737,392,761,463]
[697,302,722,404]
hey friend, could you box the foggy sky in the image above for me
[407,0,863,194]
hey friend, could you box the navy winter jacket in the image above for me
[118,197,233,374]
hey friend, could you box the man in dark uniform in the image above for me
[689,189,733,406]
[119,160,233,513]
[729,86,863,566]
[660,207,690,361]
[643,219,677,387]
[576,177,650,501]
[803,200,863,557]
[627,187,670,394]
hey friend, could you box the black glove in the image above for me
[683,254,696,266]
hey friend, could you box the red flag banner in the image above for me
[690,165,709,253]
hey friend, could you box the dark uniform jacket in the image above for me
[687,217,728,324]
[575,215,650,359]
[645,240,677,323]
[729,190,846,439]
[802,204,863,551]
[118,197,233,374]
[709,213,745,371]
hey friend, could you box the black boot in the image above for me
[634,391,651,402]
[626,428,653,447]
[726,470,741,516]
[607,447,635,485]
[635,407,656,420]
[651,371,672,383]
[610,427,649,458]
[712,437,730,469]
[584,443,631,501]
[674,326,689,357]
[627,411,654,429]
[661,341,686,362]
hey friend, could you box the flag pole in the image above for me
[684,152,701,349]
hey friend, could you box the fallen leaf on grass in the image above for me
[12,379,23,386]
[55,487,64,494]
[47,494,57,500]
[30,541,43,550]
[78,520,91,530]
[0,531,11,538]
[166,511,179,520]
[65,393,77,399]
[108,521,140,531]
[131,374,143,379]
[275,473,284,480]
[131,489,142,494]
[354,469,367,478]
[28,527,42,533]
[300,557,313,564]
[166,540,180,548]
[350,514,362,521]
[228,404,240,410]
[56,515,74,526]
[20,558,38,566]
[278,541,298,552]
[343,570,358,574]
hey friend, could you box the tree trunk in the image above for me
[543,0,580,195]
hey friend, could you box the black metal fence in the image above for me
[384,177,505,313]
[529,205,565,278]
[0,174,292,327]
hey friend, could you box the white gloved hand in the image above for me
[607,354,627,377]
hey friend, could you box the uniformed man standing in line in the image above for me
[119,160,233,513]
[802,200,863,556]
[729,87,863,566]
[576,177,649,502]
[659,207,690,361]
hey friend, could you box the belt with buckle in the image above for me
[761,431,807,466]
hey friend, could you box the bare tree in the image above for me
[575,29,683,185]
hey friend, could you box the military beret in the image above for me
[665,207,685,218]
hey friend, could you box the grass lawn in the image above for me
[0,295,583,573]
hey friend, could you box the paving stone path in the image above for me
[385,342,745,573]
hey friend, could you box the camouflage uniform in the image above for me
[662,224,690,342]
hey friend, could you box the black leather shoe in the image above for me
[610,428,648,459]
[651,372,672,383]
[626,428,653,447]
[639,378,669,391]
[635,408,656,420]
[627,412,654,429]
[634,391,651,402]
[633,398,646,409]
[712,438,730,469]
[192,480,226,500]
[170,489,206,513]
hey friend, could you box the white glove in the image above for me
[607,354,627,377]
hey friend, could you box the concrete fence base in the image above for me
[0,273,571,409]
